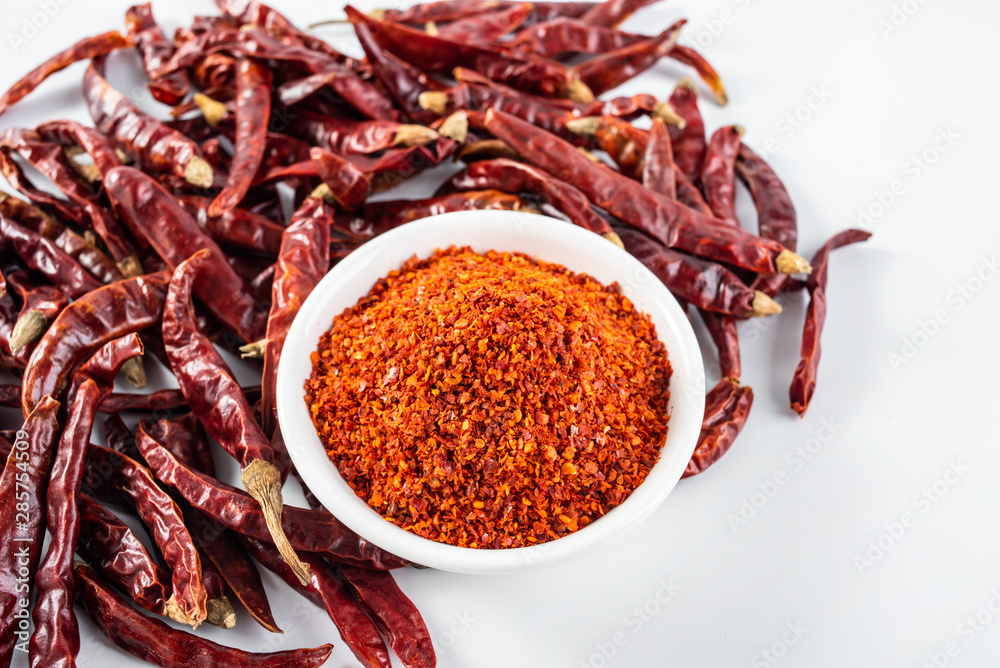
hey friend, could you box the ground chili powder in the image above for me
[305,247,672,549]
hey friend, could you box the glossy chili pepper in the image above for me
[616,226,779,317]
[642,117,676,198]
[289,108,439,158]
[573,20,684,96]
[789,229,871,417]
[340,565,437,668]
[700,309,742,379]
[21,270,170,416]
[332,191,528,240]
[438,158,618,241]
[346,6,592,102]
[84,61,214,188]
[565,114,647,177]
[434,2,533,42]
[84,444,208,627]
[95,388,199,414]
[683,377,754,477]
[76,493,171,617]
[134,423,408,570]
[176,195,284,255]
[198,557,236,630]
[736,144,798,298]
[675,171,714,216]
[161,250,309,584]
[486,109,810,274]
[35,119,124,178]
[668,79,707,184]
[0,213,101,299]
[0,384,19,408]
[671,45,728,105]
[309,147,372,210]
[377,1,593,24]
[579,0,660,27]
[104,167,266,342]
[30,379,100,666]
[511,17,645,56]
[192,52,238,90]
[701,126,743,226]
[6,270,69,356]
[126,2,192,106]
[75,563,335,668]
[0,397,61,667]
[277,63,399,121]
[241,537,393,668]
[0,31,131,117]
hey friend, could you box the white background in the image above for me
[2,1,999,667]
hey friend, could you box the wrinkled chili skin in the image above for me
[383,1,594,24]
[84,61,209,183]
[511,17,646,57]
[76,494,171,617]
[340,565,437,668]
[486,110,795,273]
[209,58,272,217]
[352,19,439,124]
[0,31,131,117]
[683,377,753,477]
[671,44,728,105]
[288,109,435,158]
[0,214,102,299]
[310,147,371,210]
[84,444,208,627]
[616,227,759,317]
[675,172,713,216]
[126,2,192,106]
[134,424,408,570]
[438,159,614,237]
[35,119,124,177]
[701,126,743,226]
[104,167,266,342]
[67,333,145,408]
[99,387,262,415]
[30,380,100,667]
[641,117,676,198]
[435,2,533,42]
[790,229,871,416]
[700,310,741,380]
[242,538,392,668]
[22,271,170,416]
[0,397,61,667]
[261,200,330,439]
[75,564,336,668]
[667,81,707,184]
[573,21,684,97]
[579,0,659,27]
[176,195,284,255]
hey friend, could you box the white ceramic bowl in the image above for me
[277,210,705,574]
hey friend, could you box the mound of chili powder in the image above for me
[305,247,672,549]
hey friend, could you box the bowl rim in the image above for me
[277,210,705,574]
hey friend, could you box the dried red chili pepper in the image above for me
[309,147,372,210]
[736,143,799,298]
[30,379,100,666]
[0,213,102,299]
[199,557,236,629]
[511,17,643,56]
[671,44,728,105]
[573,21,684,96]
[332,191,528,240]
[35,119,124,178]
[701,126,744,226]
[346,6,593,102]
[208,58,272,217]
[486,109,810,274]
[565,114,648,177]
[642,117,676,198]
[579,0,659,27]
[675,171,714,216]
[134,422,408,570]
[75,563,335,668]
[438,158,618,242]
[667,79,707,184]
[96,388,189,414]
[104,167,266,342]
[340,565,437,668]
[289,108,439,158]
[700,310,742,379]
[5,269,69,356]
[277,63,399,121]
[373,0,593,25]
[126,2,192,106]
[0,384,19,408]
[192,52,238,90]
[76,493,171,618]
[0,31,131,117]
[616,227,780,318]
[84,444,208,627]
[241,537,393,668]
[161,250,309,584]
[790,228,871,416]
[84,61,214,188]
[21,270,170,415]
[683,377,753,477]
[176,195,284,255]
[0,397,61,667]
[434,2,533,41]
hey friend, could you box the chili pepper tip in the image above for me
[775,249,812,275]
[749,291,782,317]
[652,102,687,129]
[417,91,448,115]
[604,232,625,249]
[183,155,214,188]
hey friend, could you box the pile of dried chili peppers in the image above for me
[0,0,870,665]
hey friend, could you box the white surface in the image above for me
[1,1,998,666]
[278,210,705,573]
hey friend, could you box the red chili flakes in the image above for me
[304,247,672,549]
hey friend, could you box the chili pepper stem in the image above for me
[117,255,143,279]
[652,102,686,129]
[241,458,311,586]
[10,309,47,353]
[438,112,468,143]
[165,594,199,627]
[240,339,267,360]
[121,356,147,388]
[750,291,781,317]
[194,93,228,127]
[394,125,440,147]
[775,248,812,275]
[604,232,625,249]
[456,139,521,162]
[183,155,214,188]
[565,116,600,137]
[566,79,595,104]
[424,20,438,36]
[64,146,102,184]
[417,91,448,115]
[206,596,237,630]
